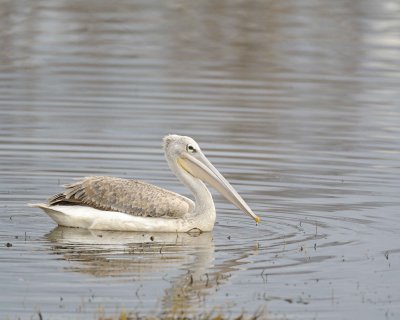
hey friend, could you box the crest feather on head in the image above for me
[163,134,179,150]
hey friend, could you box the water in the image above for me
[1,0,400,319]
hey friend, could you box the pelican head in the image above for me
[163,135,260,223]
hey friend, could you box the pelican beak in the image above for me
[178,152,260,224]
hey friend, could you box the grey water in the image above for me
[0,1,400,319]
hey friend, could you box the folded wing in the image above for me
[48,176,194,218]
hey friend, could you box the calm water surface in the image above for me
[1,1,400,319]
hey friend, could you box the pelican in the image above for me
[31,135,260,232]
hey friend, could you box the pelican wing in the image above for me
[48,176,194,218]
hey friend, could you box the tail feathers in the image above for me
[28,203,49,209]
[29,193,69,207]
[48,180,89,206]
[48,193,66,205]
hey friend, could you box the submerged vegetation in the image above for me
[98,308,267,320]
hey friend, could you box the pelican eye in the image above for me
[186,144,197,153]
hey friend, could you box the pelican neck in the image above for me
[167,157,215,217]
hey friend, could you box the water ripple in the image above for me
[1,0,400,319]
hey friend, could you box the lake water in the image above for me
[1,1,399,319]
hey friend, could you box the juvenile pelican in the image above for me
[31,135,260,232]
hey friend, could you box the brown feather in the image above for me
[48,176,194,218]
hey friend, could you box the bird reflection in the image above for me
[45,227,260,316]
[46,227,214,277]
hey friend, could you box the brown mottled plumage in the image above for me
[48,176,194,218]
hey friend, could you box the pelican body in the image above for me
[31,135,260,232]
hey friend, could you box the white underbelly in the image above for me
[33,203,215,232]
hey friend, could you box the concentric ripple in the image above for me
[1,1,400,319]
